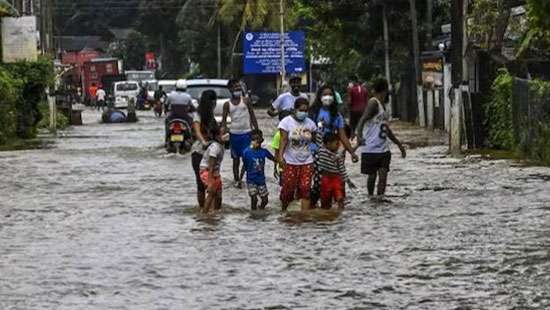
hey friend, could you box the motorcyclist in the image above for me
[165,79,194,142]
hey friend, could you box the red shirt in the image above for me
[347,84,368,112]
[89,86,98,98]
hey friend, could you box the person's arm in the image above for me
[221,101,230,130]
[384,124,407,158]
[268,95,281,117]
[192,122,208,146]
[355,101,378,142]
[278,129,289,169]
[265,149,275,162]
[245,99,259,130]
[337,120,358,161]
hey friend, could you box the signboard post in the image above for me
[243,31,305,75]
[1,16,38,63]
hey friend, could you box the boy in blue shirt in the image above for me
[240,129,276,210]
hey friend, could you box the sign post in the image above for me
[243,31,305,76]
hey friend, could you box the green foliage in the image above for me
[109,31,148,71]
[36,102,69,130]
[524,79,550,164]
[0,66,21,145]
[0,57,53,141]
[485,69,515,149]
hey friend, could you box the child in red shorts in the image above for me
[316,133,355,209]
[199,126,227,213]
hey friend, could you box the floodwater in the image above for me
[1,109,550,309]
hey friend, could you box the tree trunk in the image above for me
[383,4,392,115]
[409,0,424,126]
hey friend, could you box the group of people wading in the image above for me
[188,77,406,213]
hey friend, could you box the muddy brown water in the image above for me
[1,109,550,309]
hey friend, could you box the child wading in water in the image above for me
[316,133,355,209]
[199,126,227,213]
[241,130,276,210]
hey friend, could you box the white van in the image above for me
[113,81,140,108]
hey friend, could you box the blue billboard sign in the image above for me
[243,31,305,75]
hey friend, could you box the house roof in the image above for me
[55,36,109,52]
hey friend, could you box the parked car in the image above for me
[113,81,140,109]
[185,79,234,122]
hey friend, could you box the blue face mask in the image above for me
[295,111,308,121]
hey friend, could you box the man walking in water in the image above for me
[222,79,259,188]
[268,75,308,121]
[356,78,406,198]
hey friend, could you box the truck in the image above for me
[82,58,121,103]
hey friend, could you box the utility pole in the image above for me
[409,0,424,127]
[382,4,392,117]
[279,0,286,91]
[426,0,433,49]
[450,0,465,153]
[217,21,222,77]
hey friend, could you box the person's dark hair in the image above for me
[294,97,309,110]
[227,78,240,89]
[289,75,301,83]
[250,129,263,139]
[310,85,338,127]
[159,86,163,90]
[209,124,221,141]
[373,78,389,93]
[199,90,218,132]
[349,75,358,83]
[323,132,339,145]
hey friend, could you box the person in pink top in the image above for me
[347,75,369,135]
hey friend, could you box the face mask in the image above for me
[232,91,242,99]
[295,111,308,121]
[321,95,334,106]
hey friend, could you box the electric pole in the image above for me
[279,0,286,90]
[382,4,392,115]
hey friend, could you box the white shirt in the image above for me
[228,98,251,134]
[96,89,106,101]
[360,98,390,154]
[278,115,317,165]
[200,141,225,175]
[272,92,308,112]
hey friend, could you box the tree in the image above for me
[110,31,147,70]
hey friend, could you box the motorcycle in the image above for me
[166,118,193,154]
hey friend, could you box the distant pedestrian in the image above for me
[268,75,308,121]
[277,97,317,211]
[356,78,406,198]
[89,83,98,107]
[221,79,259,189]
[154,85,167,117]
[240,129,276,210]
[347,75,369,135]
[96,86,106,111]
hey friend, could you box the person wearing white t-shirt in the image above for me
[268,75,308,121]
[96,87,106,111]
[277,97,317,211]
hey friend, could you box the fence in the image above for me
[512,78,550,163]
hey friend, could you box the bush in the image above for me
[0,67,22,145]
[37,102,69,130]
[0,57,53,140]
[485,69,515,149]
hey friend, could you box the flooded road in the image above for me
[1,108,550,309]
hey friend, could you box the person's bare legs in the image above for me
[336,199,345,209]
[204,192,216,213]
[216,193,222,210]
[377,168,389,196]
[367,172,377,196]
[233,158,242,187]
[197,190,205,209]
[250,195,258,210]
[260,196,268,209]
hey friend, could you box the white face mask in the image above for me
[321,95,334,106]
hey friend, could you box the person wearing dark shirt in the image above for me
[240,130,276,210]
[347,76,369,135]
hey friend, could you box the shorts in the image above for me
[280,164,314,203]
[230,132,251,159]
[361,152,391,175]
[247,182,269,198]
[200,169,222,193]
[320,174,345,208]
[192,152,205,192]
